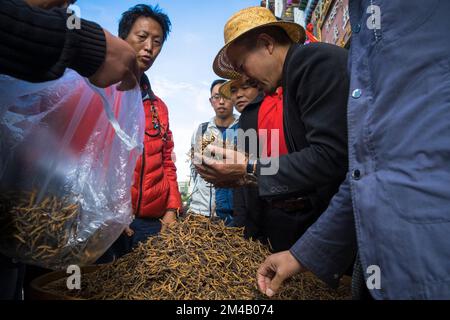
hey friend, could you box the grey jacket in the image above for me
[291,0,450,299]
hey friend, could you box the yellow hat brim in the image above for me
[213,21,306,79]
[218,79,238,100]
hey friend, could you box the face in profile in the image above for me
[230,77,261,113]
[125,17,164,73]
[227,34,282,94]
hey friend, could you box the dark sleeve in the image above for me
[290,174,357,288]
[232,187,247,227]
[258,43,349,199]
[0,0,106,83]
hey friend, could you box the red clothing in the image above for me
[258,88,288,157]
[131,93,181,219]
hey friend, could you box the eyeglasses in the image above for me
[210,94,230,101]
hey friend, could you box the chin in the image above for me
[140,62,152,73]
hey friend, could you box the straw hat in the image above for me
[213,6,306,79]
[219,79,238,100]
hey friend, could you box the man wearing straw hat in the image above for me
[196,7,349,252]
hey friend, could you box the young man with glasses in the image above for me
[188,79,239,225]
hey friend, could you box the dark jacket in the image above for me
[233,95,264,236]
[257,43,350,219]
[291,0,450,298]
[0,0,105,83]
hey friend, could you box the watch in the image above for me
[246,159,257,175]
[244,159,258,187]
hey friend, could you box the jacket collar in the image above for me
[140,73,157,102]
[208,114,240,129]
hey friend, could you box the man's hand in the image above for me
[194,145,248,187]
[88,30,140,91]
[26,0,74,9]
[161,210,177,233]
[257,251,307,298]
[123,226,134,237]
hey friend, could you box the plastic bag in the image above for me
[0,70,144,270]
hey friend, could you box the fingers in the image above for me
[204,145,224,158]
[257,258,275,295]
[124,226,134,237]
[257,272,269,295]
[89,30,139,90]
[266,271,286,297]
[256,251,302,298]
[117,57,140,91]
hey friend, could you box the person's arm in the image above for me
[257,174,357,296]
[25,0,74,9]
[0,0,138,90]
[0,0,104,81]
[290,174,357,288]
[258,44,350,199]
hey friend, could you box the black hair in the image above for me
[119,4,171,42]
[210,79,227,94]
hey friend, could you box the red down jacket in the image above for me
[131,79,181,219]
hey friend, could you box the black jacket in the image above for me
[257,43,349,214]
[233,95,264,234]
[0,0,106,83]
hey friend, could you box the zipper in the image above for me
[135,143,146,217]
[209,185,213,218]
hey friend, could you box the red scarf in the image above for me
[258,87,288,158]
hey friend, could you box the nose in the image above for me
[144,38,153,54]
[237,88,245,99]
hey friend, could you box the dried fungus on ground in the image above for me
[43,215,351,300]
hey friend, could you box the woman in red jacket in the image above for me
[99,4,181,262]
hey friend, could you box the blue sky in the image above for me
[75,0,260,182]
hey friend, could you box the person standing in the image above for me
[197,7,350,252]
[188,79,239,226]
[98,4,181,263]
[257,0,450,299]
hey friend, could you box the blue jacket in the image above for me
[291,0,450,299]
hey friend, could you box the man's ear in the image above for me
[257,33,275,55]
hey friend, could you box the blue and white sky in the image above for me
[75,0,260,182]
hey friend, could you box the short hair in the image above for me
[210,79,227,94]
[119,4,171,42]
[233,25,293,50]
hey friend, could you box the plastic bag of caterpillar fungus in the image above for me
[0,70,144,270]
